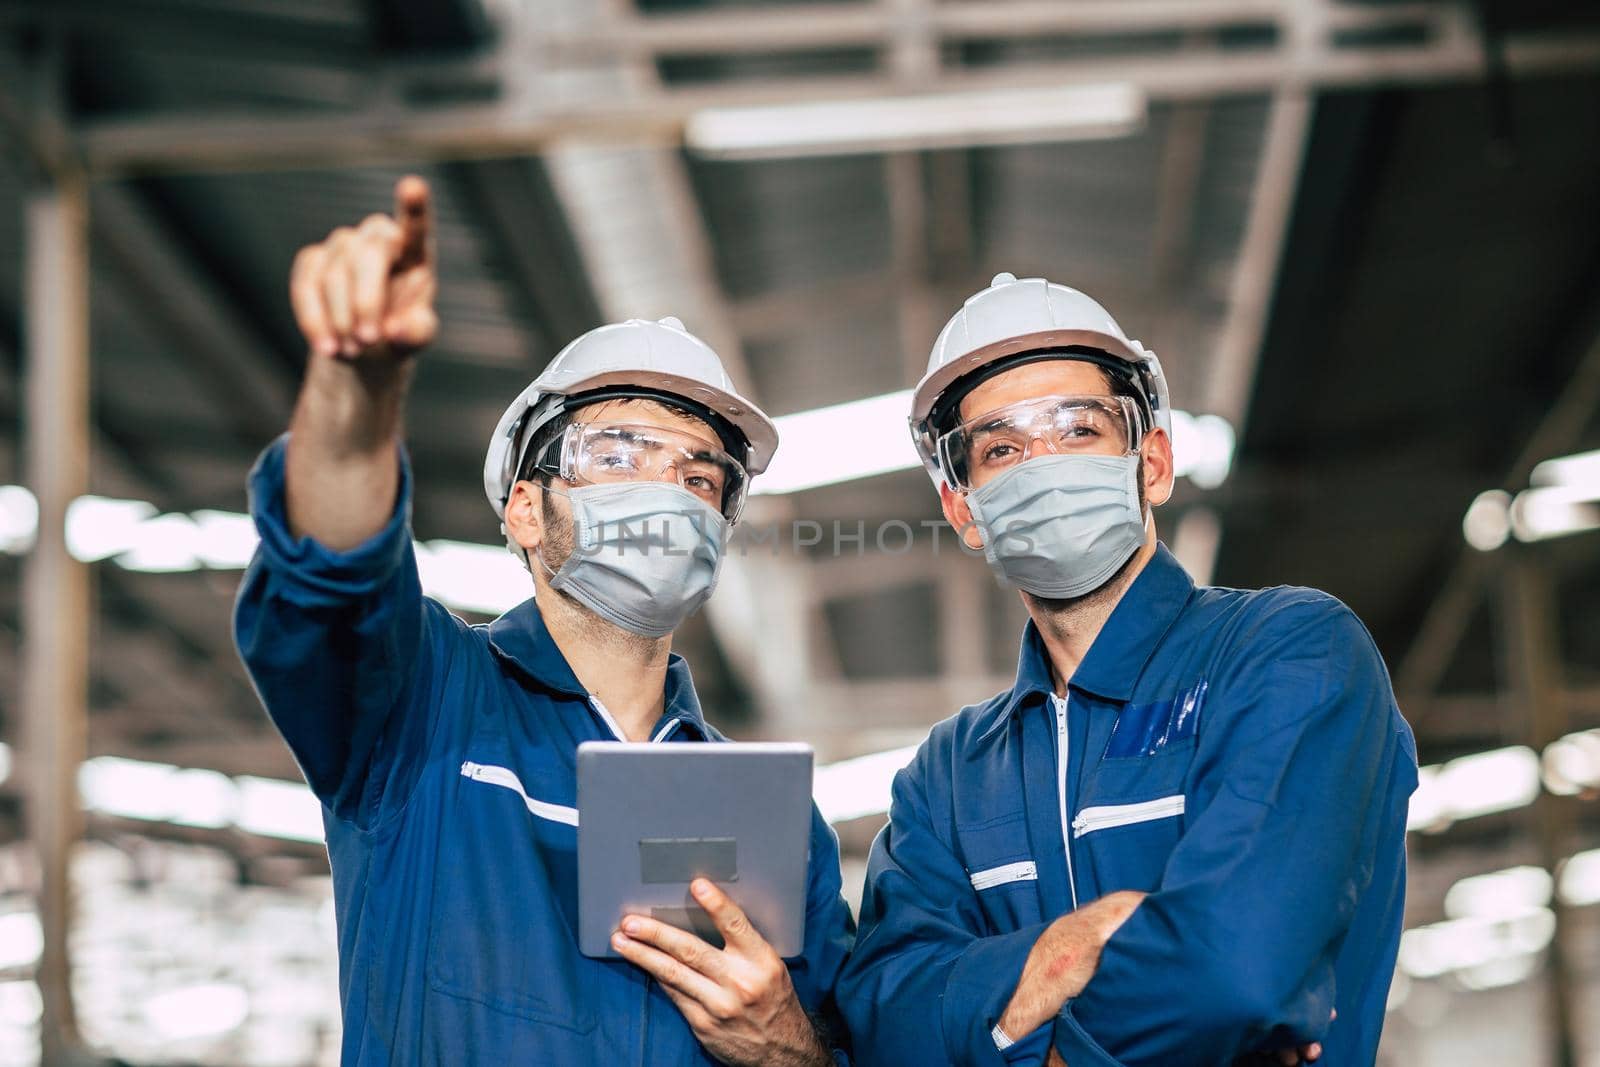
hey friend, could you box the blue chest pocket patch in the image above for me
[1105,681,1207,759]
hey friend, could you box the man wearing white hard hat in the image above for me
[234,177,853,1066]
[836,274,1416,1066]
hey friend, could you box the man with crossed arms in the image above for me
[838,274,1416,1066]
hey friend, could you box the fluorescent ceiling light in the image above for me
[1462,489,1512,552]
[1443,865,1552,921]
[1558,848,1600,907]
[757,391,921,496]
[1397,907,1554,980]
[756,394,1235,496]
[79,757,238,830]
[235,776,326,843]
[0,913,43,972]
[1463,449,1600,548]
[1407,745,1542,831]
[0,980,42,1028]
[1529,448,1600,491]
[65,495,157,562]
[687,83,1145,160]
[415,539,530,617]
[0,485,38,553]
[1541,728,1600,796]
[1169,411,1236,489]
[142,982,249,1041]
[0,485,529,618]
[1508,485,1600,543]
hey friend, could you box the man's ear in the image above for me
[503,479,543,556]
[1142,427,1175,507]
[938,480,986,551]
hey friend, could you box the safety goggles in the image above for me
[533,421,751,521]
[935,393,1145,491]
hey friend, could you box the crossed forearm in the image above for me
[1000,892,1328,1066]
[998,891,1147,1041]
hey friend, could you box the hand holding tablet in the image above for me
[577,741,815,959]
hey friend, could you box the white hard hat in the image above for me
[483,316,778,519]
[909,272,1171,486]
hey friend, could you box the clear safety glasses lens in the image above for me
[936,394,1143,490]
[560,422,749,521]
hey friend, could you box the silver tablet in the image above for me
[577,741,814,959]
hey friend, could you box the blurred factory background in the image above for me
[0,0,1598,1063]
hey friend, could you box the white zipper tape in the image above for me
[968,860,1039,891]
[1071,794,1185,839]
[460,761,580,827]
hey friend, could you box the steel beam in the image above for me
[1497,555,1580,1067]
[90,183,297,446]
[1398,308,1600,705]
[530,1,1291,58]
[74,27,1600,176]
[21,167,90,1066]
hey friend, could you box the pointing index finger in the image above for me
[393,175,432,267]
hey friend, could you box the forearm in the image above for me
[998,891,1144,1042]
[286,353,414,549]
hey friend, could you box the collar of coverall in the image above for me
[487,597,711,740]
[978,542,1196,743]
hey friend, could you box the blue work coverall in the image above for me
[233,437,856,1065]
[836,544,1417,1066]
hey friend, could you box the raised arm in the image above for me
[285,175,436,548]
[235,176,448,828]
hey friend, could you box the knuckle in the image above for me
[761,958,785,987]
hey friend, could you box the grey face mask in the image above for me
[964,453,1146,600]
[539,482,728,638]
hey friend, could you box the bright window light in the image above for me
[1455,951,1543,992]
[1444,865,1552,921]
[0,912,44,971]
[142,982,249,1041]
[0,742,10,788]
[1432,746,1542,823]
[687,83,1145,161]
[64,495,157,562]
[116,512,204,572]
[0,980,42,1028]
[757,391,921,496]
[1397,907,1554,980]
[236,776,326,843]
[191,509,262,569]
[813,744,919,824]
[79,757,238,829]
[416,539,530,617]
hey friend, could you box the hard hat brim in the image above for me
[909,328,1149,427]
